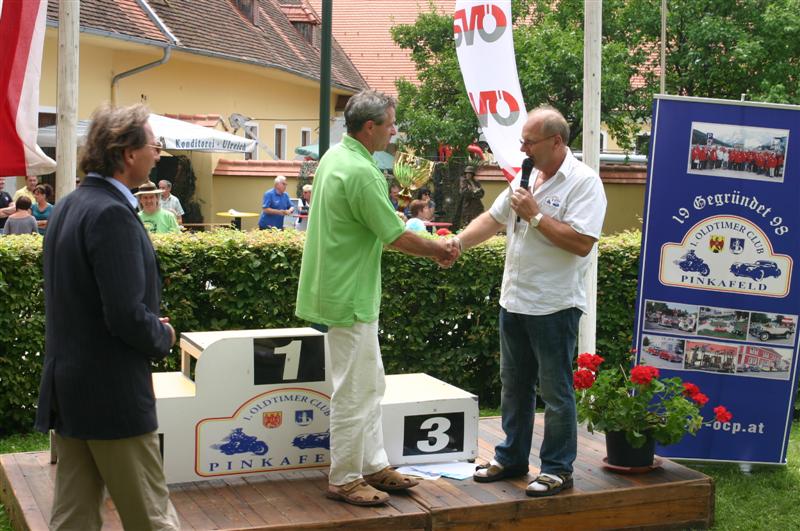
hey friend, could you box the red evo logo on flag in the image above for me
[468,90,521,128]
[454,3,508,47]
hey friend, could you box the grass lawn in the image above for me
[1,424,797,530]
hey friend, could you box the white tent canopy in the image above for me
[37,113,257,153]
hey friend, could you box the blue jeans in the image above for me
[494,307,581,475]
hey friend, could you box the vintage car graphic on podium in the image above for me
[153,328,478,484]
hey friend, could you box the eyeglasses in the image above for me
[147,142,163,153]
[519,134,557,148]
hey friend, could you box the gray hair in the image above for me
[345,90,396,135]
[158,179,172,190]
[274,175,287,184]
[530,105,570,145]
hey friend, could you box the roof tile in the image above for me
[214,159,305,177]
[47,0,367,92]
[307,0,455,96]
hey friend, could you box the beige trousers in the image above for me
[327,320,391,485]
[50,431,180,531]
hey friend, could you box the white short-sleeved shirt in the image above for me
[489,149,607,316]
[160,194,184,217]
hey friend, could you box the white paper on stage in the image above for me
[397,461,477,481]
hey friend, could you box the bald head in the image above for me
[529,106,570,146]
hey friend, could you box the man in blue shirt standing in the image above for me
[258,175,294,230]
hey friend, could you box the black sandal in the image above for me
[525,473,573,497]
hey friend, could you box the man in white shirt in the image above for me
[158,180,184,224]
[451,106,607,497]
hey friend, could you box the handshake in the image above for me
[432,236,462,269]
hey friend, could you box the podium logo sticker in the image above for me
[196,387,331,477]
[295,409,313,426]
[262,411,282,429]
[659,215,792,297]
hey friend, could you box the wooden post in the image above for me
[580,0,601,354]
[56,0,79,200]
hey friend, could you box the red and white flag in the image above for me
[454,0,526,182]
[0,0,55,177]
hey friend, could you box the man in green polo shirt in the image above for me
[296,90,455,507]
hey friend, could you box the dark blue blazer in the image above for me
[35,176,173,439]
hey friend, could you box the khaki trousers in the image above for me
[50,431,180,531]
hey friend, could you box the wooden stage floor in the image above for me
[0,417,713,530]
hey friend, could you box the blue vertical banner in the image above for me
[635,95,800,464]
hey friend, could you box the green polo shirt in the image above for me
[296,134,405,327]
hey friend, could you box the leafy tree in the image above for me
[391,9,478,158]
[391,0,799,155]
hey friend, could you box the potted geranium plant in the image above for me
[574,352,733,468]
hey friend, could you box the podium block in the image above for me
[154,328,478,484]
[382,373,479,465]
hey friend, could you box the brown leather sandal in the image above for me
[326,478,390,506]
[364,466,420,492]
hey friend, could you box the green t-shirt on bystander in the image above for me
[138,209,180,234]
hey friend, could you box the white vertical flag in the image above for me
[454,0,526,181]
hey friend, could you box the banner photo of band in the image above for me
[634,95,800,464]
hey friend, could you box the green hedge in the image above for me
[0,229,642,435]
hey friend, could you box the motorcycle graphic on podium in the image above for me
[213,428,269,456]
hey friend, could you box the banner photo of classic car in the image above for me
[633,95,800,464]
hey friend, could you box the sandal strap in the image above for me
[339,479,371,493]
[532,473,564,487]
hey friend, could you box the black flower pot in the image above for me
[605,430,656,467]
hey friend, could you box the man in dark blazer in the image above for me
[35,104,179,530]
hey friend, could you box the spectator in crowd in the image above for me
[158,180,184,224]
[35,103,178,530]
[137,181,180,234]
[258,175,294,230]
[32,184,54,235]
[417,187,435,211]
[388,183,401,211]
[13,175,38,202]
[296,184,312,231]
[404,187,435,219]
[2,196,38,235]
[454,105,607,497]
[0,179,14,230]
[405,199,433,232]
[296,89,455,507]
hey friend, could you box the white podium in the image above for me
[153,328,478,484]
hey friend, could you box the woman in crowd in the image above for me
[3,196,38,235]
[32,184,54,235]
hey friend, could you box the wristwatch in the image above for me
[530,212,544,227]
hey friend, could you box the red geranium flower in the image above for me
[573,368,596,390]
[691,392,709,406]
[714,405,733,423]
[682,382,700,397]
[577,353,604,372]
[630,365,659,385]
[436,228,451,236]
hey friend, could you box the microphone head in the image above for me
[521,157,534,174]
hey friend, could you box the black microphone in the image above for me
[516,157,534,224]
